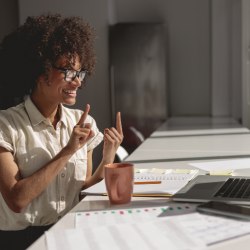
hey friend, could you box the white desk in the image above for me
[27,157,250,250]
[151,117,248,137]
[126,133,250,163]
[27,118,250,250]
[27,196,169,249]
[151,127,250,137]
[28,194,250,250]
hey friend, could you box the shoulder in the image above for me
[0,103,26,151]
[0,102,26,125]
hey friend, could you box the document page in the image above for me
[133,169,199,195]
[46,209,250,250]
[46,207,202,250]
[75,206,167,228]
[46,223,199,250]
[166,212,250,246]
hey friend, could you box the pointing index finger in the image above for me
[116,112,123,135]
[77,104,90,126]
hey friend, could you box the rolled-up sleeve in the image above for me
[0,112,14,152]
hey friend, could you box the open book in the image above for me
[82,168,199,197]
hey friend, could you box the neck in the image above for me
[30,91,60,127]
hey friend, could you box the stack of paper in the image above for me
[82,168,199,197]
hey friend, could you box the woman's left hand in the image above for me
[102,112,123,163]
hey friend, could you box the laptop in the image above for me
[172,175,250,205]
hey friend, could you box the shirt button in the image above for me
[61,196,65,201]
[61,173,65,178]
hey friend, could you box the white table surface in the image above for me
[150,127,250,137]
[27,119,250,250]
[27,194,250,250]
[150,117,248,137]
[126,133,250,162]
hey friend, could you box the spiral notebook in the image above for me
[82,168,199,197]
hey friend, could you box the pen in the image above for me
[134,181,162,185]
[132,193,172,197]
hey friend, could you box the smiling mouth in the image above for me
[63,90,77,95]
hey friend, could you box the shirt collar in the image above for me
[24,96,67,127]
[59,105,67,126]
[24,96,47,126]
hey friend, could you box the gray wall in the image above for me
[0,0,18,41]
[212,0,242,120]
[113,0,211,117]
[19,0,112,132]
[1,0,243,125]
[18,0,213,123]
[0,0,244,164]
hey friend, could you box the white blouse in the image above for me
[0,96,103,230]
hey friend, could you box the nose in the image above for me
[71,76,82,88]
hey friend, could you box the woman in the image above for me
[0,13,123,249]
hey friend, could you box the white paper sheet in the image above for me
[46,223,197,250]
[189,158,250,172]
[167,212,250,246]
[46,209,250,250]
[46,209,202,250]
[75,206,167,228]
[82,169,199,196]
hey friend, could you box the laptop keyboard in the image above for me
[214,178,250,199]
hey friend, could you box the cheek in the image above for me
[49,78,65,91]
[48,70,64,84]
[54,85,64,96]
[45,82,64,98]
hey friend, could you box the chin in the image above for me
[63,99,76,106]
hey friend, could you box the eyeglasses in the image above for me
[53,66,88,83]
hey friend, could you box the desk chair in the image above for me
[116,146,129,162]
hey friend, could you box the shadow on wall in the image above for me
[110,23,167,154]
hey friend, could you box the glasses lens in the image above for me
[78,71,87,81]
[65,70,76,82]
[63,69,87,82]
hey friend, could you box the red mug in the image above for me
[104,163,134,205]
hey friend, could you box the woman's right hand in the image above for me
[102,112,123,163]
[66,104,95,153]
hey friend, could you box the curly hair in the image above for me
[0,13,96,109]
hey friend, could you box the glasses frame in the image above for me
[53,66,88,85]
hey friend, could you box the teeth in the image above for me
[63,90,76,94]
